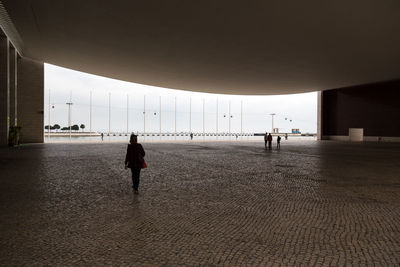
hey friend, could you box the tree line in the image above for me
[45,124,86,132]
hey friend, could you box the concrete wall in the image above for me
[321,80,400,141]
[17,57,44,143]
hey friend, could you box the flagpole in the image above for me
[174,96,177,137]
[90,91,92,133]
[143,95,146,136]
[203,98,205,136]
[127,94,129,136]
[108,92,111,136]
[48,88,51,139]
[240,100,243,135]
[216,98,218,137]
[229,100,231,136]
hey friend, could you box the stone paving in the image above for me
[0,140,399,266]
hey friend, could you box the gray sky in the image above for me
[45,64,317,134]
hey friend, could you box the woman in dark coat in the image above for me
[125,134,145,194]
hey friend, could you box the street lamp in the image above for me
[66,102,73,140]
[269,113,276,133]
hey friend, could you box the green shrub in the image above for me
[8,126,22,146]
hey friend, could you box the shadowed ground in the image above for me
[0,140,399,265]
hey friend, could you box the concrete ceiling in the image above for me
[3,0,400,95]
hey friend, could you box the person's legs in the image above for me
[131,167,141,191]
[131,172,136,190]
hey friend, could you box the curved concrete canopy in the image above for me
[3,0,400,95]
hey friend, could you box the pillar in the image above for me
[0,31,9,145]
[17,57,44,143]
[317,91,324,140]
[9,45,17,126]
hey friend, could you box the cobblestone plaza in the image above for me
[0,140,399,265]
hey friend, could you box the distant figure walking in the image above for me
[190,132,193,140]
[285,133,288,140]
[277,135,281,149]
[101,132,104,141]
[264,132,268,148]
[125,134,146,194]
[267,133,273,149]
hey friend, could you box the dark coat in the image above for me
[125,143,145,168]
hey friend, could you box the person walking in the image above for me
[125,134,146,194]
[277,135,281,149]
[285,133,288,140]
[267,133,273,149]
[101,132,104,141]
[190,132,193,140]
[264,132,268,149]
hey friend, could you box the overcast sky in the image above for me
[45,64,317,134]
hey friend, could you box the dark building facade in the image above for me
[0,29,44,145]
[320,81,400,141]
